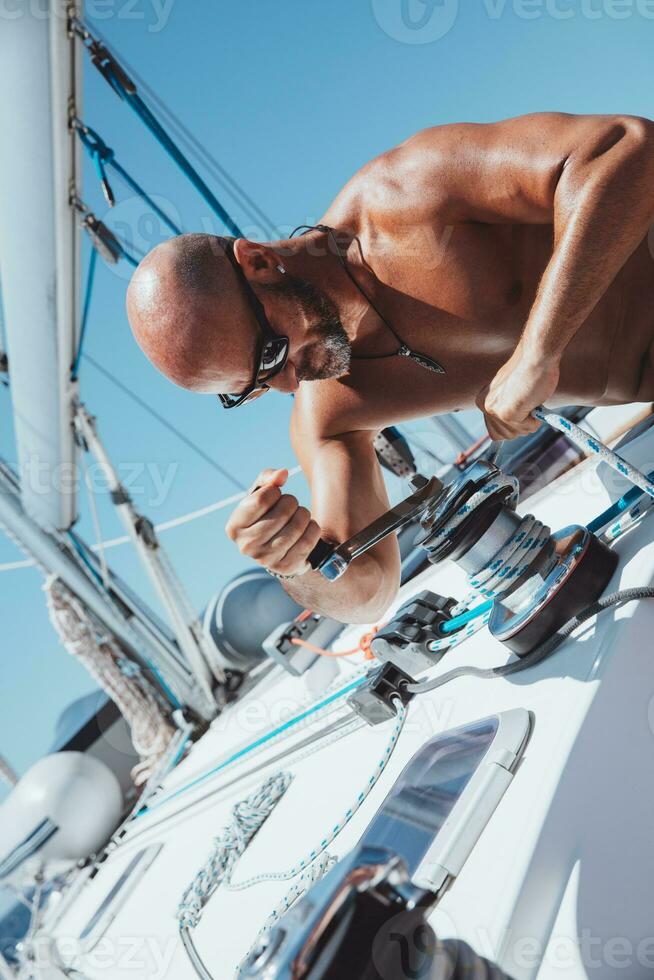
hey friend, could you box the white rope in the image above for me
[177,771,294,930]
[45,578,176,786]
[601,497,654,542]
[0,466,302,573]
[178,702,407,980]
[533,408,654,497]
[226,700,407,890]
[236,852,338,975]
[533,407,654,543]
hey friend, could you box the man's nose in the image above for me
[269,362,299,394]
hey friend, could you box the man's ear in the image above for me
[233,239,284,284]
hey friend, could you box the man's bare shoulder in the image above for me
[322,112,615,230]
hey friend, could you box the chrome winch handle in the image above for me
[307,458,504,581]
[307,474,445,580]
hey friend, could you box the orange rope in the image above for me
[291,624,382,660]
[455,434,489,467]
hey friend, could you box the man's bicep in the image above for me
[310,432,393,540]
[292,419,399,567]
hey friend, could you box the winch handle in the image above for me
[307,475,444,581]
[307,538,337,570]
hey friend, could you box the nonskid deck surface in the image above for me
[49,424,654,980]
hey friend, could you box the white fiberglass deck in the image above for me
[49,423,654,980]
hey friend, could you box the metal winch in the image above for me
[308,458,618,661]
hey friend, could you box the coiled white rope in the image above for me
[425,503,554,654]
[228,699,407,891]
[426,473,519,547]
[178,701,407,979]
[177,771,294,931]
[226,700,407,890]
[425,408,654,654]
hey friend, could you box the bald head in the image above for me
[127,231,352,398]
[126,233,257,392]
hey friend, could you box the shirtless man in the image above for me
[126,112,654,624]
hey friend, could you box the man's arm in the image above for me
[382,113,654,437]
[283,428,400,622]
[225,418,400,624]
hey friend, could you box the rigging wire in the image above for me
[112,233,145,263]
[69,15,243,238]
[72,118,183,237]
[108,159,182,234]
[0,467,303,574]
[90,26,277,240]
[81,451,110,589]
[72,246,98,381]
[81,353,246,492]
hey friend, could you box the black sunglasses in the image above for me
[217,241,290,409]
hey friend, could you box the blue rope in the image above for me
[125,94,243,237]
[71,247,98,381]
[109,158,182,235]
[137,675,368,817]
[67,530,104,587]
[440,599,493,634]
[125,95,242,236]
[74,120,182,236]
[73,25,244,237]
[587,474,654,534]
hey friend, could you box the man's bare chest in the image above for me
[356,222,551,371]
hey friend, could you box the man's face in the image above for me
[125,236,354,397]
[262,273,351,383]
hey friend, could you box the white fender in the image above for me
[0,752,123,881]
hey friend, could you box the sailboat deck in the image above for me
[49,425,654,979]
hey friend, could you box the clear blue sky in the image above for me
[1,0,653,787]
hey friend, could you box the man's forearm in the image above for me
[281,550,398,625]
[522,116,654,362]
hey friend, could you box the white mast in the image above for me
[0,0,81,532]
